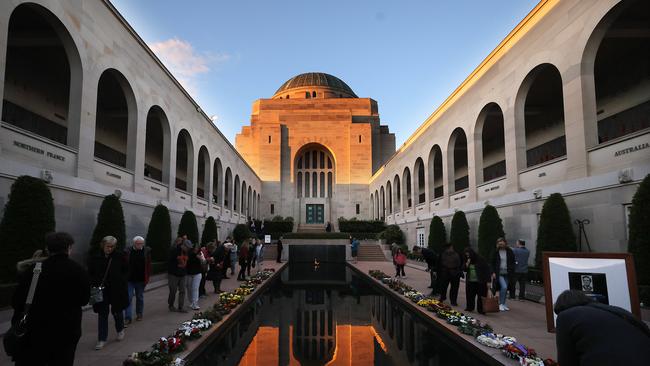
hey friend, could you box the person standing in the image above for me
[438,243,462,306]
[167,237,188,312]
[10,232,90,366]
[276,236,283,263]
[510,239,530,301]
[198,243,211,298]
[185,241,204,310]
[88,236,129,350]
[490,237,515,311]
[413,246,439,295]
[226,238,238,276]
[237,241,250,281]
[124,236,151,326]
[256,239,265,272]
[208,241,225,293]
[393,248,407,278]
[462,247,491,314]
[246,239,256,276]
[351,237,359,263]
[554,290,650,365]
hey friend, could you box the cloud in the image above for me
[149,37,229,97]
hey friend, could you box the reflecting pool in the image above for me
[188,263,498,366]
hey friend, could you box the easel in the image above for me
[574,219,592,252]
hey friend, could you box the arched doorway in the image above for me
[295,143,335,225]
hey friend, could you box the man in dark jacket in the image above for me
[276,237,283,263]
[124,236,152,325]
[11,232,90,366]
[438,243,462,306]
[167,237,188,312]
[413,246,439,295]
[554,290,650,365]
[490,237,515,311]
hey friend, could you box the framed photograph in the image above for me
[264,234,271,244]
[542,252,640,332]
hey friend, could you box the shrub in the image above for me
[535,193,577,268]
[628,174,650,303]
[338,218,386,233]
[380,224,405,245]
[177,211,199,245]
[427,216,446,253]
[478,205,505,260]
[271,215,284,222]
[450,210,470,253]
[89,194,126,256]
[0,176,55,283]
[146,204,172,262]
[232,223,254,244]
[201,216,218,245]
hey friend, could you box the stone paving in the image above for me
[351,260,558,363]
[0,261,285,366]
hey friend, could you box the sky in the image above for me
[110,0,539,147]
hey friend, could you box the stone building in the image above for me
[0,0,261,258]
[367,0,650,261]
[236,72,395,228]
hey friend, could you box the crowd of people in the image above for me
[8,225,275,365]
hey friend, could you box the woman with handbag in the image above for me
[207,241,225,293]
[88,236,129,350]
[490,238,515,311]
[462,247,491,314]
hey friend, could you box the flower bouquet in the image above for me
[234,287,253,296]
[219,292,244,309]
[193,309,223,323]
[123,351,172,366]
[404,291,425,303]
[476,333,516,349]
[153,336,185,354]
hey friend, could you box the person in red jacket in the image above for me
[394,248,407,278]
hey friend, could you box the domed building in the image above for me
[236,72,395,228]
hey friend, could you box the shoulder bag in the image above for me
[89,257,112,305]
[3,262,42,357]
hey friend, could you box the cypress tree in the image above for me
[232,223,253,244]
[89,194,126,256]
[535,193,577,268]
[201,216,218,245]
[450,210,470,253]
[380,224,405,245]
[628,175,650,301]
[478,205,505,259]
[427,216,446,253]
[177,210,199,245]
[146,204,172,262]
[0,176,56,282]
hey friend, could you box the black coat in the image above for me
[462,256,491,284]
[556,304,650,366]
[490,247,515,277]
[167,245,188,276]
[438,249,462,277]
[421,248,438,270]
[88,251,129,312]
[207,246,226,280]
[11,253,90,355]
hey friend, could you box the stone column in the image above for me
[74,70,99,180]
[561,66,590,179]
[132,107,147,194]
[503,102,522,194]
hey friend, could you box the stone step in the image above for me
[356,243,388,261]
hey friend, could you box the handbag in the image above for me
[89,257,112,305]
[3,262,42,357]
[481,282,500,313]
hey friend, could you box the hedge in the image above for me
[89,194,126,256]
[628,174,650,304]
[178,211,199,245]
[379,225,405,245]
[0,176,55,283]
[478,205,505,260]
[535,193,576,268]
[146,204,172,262]
[450,210,470,253]
[338,218,386,233]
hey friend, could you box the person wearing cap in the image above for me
[123,236,151,325]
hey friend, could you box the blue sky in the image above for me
[111,0,539,147]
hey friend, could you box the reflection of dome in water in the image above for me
[293,289,336,364]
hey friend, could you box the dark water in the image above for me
[188,263,497,366]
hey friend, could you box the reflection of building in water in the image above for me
[293,289,336,363]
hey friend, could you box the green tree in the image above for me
[380,224,405,245]
[177,211,199,244]
[478,205,505,259]
[427,216,446,253]
[89,194,126,256]
[0,176,56,282]
[232,223,253,244]
[450,210,470,253]
[145,204,172,262]
[628,174,650,303]
[201,216,218,245]
[535,193,577,268]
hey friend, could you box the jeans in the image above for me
[97,302,124,342]
[498,274,509,305]
[125,281,145,320]
[186,273,202,308]
[230,259,237,274]
[168,274,186,309]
